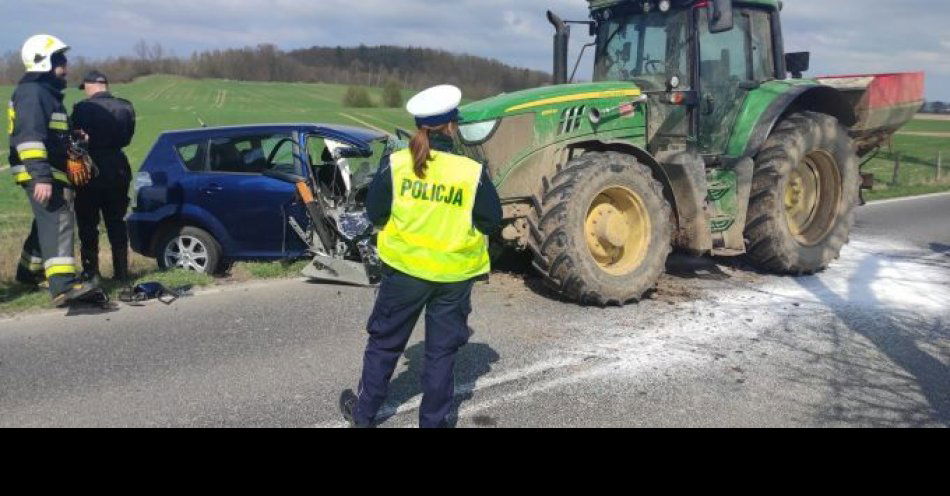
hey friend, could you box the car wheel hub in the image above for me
[164,235,210,273]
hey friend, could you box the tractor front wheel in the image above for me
[531,151,673,306]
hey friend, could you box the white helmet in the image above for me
[21,34,70,73]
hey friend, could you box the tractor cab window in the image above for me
[749,10,775,82]
[697,8,754,154]
[594,10,691,90]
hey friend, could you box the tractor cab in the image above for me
[586,0,788,158]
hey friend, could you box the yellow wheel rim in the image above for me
[784,150,842,246]
[585,186,651,276]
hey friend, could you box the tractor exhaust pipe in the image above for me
[548,10,570,85]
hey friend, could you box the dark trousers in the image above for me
[75,181,130,277]
[354,269,475,428]
[16,182,78,296]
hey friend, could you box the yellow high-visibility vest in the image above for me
[378,148,490,283]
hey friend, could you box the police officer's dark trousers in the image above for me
[17,182,78,296]
[354,268,474,428]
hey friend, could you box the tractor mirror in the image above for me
[785,52,810,78]
[709,0,734,33]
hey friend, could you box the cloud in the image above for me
[1,0,947,99]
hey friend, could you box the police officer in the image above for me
[339,85,502,428]
[72,70,136,282]
[10,34,97,306]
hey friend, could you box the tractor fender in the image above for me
[739,84,857,160]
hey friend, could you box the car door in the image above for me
[188,131,302,258]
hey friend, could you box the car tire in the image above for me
[156,226,224,275]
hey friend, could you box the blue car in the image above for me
[128,123,390,274]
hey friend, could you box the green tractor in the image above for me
[458,0,923,305]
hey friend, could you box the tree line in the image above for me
[921,101,950,114]
[0,42,551,100]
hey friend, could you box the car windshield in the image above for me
[594,9,691,90]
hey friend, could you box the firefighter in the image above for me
[10,34,97,306]
[339,85,502,428]
[72,70,136,282]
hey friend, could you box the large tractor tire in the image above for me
[745,111,860,274]
[531,151,673,306]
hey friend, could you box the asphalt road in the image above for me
[1,193,948,428]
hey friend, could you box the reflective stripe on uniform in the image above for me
[20,253,44,272]
[45,265,77,278]
[49,112,68,131]
[10,164,70,184]
[44,257,76,269]
[17,140,49,160]
[44,257,77,278]
[19,149,48,160]
[16,141,47,153]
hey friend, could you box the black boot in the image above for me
[81,247,100,282]
[14,264,42,291]
[52,280,101,308]
[339,389,372,428]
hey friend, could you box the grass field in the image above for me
[1,76,948,313]
[900,117,950,134]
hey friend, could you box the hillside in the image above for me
[288,45,550,99]
[1,44,552,100]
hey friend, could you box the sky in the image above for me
[1,0,947,100]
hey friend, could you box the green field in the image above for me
[900,117,950,134]
[1,75,948,313]
[860,133,950,200]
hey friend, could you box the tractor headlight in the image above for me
[459,119,500,145]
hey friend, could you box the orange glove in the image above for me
[67,155,92,186]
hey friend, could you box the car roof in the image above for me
[159,123,388,146]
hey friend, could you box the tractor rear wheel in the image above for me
[531,151,672,306]
[745,111,860,274]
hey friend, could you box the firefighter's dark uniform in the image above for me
[71,91,136,279]
[9,72,80,296]
[351,135,502,428]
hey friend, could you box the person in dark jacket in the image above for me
[339,85,502,428]
[71,70,137,281]
[10,34,97,306]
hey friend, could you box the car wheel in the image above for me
[157,226,223,275]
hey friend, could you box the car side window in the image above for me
[176,141,209,172]
[206,132,297,175]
